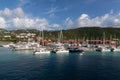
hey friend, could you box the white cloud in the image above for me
[79,14,89,19]
[0,8,12,18]
[13,7,24,18]
[1,7,120,30]
[65,13,120,28]
[0,7,24,18]
[76,14,109,27]
[65,17,74,28]
[45,7,57,18]
[0,17,6,28]
[13,17,54,30]
[106,14,120,27]
[0,7,60,30]
[51,24,60,28]
[45,7,68,18]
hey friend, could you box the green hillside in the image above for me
[0,27,120,41]
[49,27,120,40]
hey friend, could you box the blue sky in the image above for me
[0,0,120,30]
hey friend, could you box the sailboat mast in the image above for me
[39,26,44,46]
[103,32,105,45]
[58,29,63,43]
[60,29,63,43]
[42,29,44,46]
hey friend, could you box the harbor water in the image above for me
[1,47,120,80]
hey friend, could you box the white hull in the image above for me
[102,49,111,52]
[113,48,120,52]
[11,42,40,50]
[33,47,51,54]
[2,45,10,48]
[34,51,50,54]
[56,50,69,53]
[2,43,15,48]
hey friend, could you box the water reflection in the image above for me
[12,50,33,54]
[33,53,51,59]
[2,47,120,80]
[101,52,113,56]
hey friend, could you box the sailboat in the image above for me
[96,32,112,52]
[51,29,69,54]
[33,29,50,54]
[111,34,120,52]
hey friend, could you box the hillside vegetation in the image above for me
[0,27,120,41]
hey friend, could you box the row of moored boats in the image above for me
[1,42,120,54]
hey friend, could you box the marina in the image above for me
[1,41,119,54]
[1,40,120,54]
[1,28,120,80]
[0,0,120,80]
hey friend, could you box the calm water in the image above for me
[1,47,120,80]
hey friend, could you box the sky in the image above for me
[0,0,120,30]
